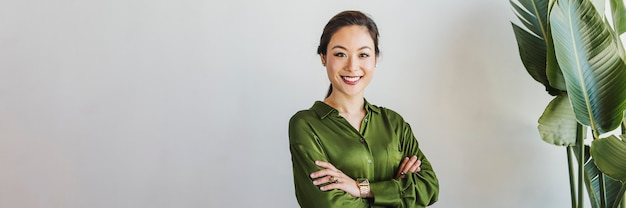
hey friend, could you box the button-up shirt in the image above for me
[289,100,439,207]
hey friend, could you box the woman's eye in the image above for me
[333,53,346,57]
[359,53,370,58]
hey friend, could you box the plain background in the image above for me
[1,0,575,207]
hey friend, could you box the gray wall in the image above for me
[1,0,573,207]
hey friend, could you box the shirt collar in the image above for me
[311,98,380,119]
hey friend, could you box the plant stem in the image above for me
[613,122,626,208]
[600,173,606,208]
[613,184,626,208]
[592,128,605,208]
[577,124,584,208]
[567,146,577,208]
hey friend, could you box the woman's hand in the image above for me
[310,160,361,198]
[395,155,421,179]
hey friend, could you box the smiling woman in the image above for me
[288,10,439,208]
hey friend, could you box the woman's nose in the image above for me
[346,57,359,71]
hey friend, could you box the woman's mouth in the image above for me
[342,76,362,85]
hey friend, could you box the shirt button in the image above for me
[367,160,372,164]
[359,137,365,143]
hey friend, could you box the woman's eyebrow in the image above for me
[331,45,372,50]
[331,45,347,50]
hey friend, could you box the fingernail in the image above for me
[315,161,319,165]
[310,173,314,178]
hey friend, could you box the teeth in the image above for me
[343,76,360,82]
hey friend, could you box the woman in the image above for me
[289,11,439,207]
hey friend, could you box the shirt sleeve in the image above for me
[288,115,369,208]
[369,122,439,207]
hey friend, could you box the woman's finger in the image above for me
[319,182,340,191]
[395,157,409,178]
[314,160,338,171]
[313,175,337,185]
[310,168,337,179]
[318,176,349,191]
[402,156,418,174]
[415,160,422,172]
[409,160,422,173]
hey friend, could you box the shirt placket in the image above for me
[359,112,375,177]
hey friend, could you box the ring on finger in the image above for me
[401,171,407,175]
[329,176,338,183]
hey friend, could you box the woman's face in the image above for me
[322,25,377,98]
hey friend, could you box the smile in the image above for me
[341,76,362,84]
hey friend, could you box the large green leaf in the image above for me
[545,42,568,92]
[591,135,626,182]
[574,144,626,208]
[611,0,626,35]
[590,135,626,207]
[550,0,626,134]
[538,94,578,146]
[511,0,565,95]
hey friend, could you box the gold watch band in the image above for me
[357,178,370,198]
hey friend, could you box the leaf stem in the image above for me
[613,184,626,208]
[567,146,577,208]
[597,126,606,207]
[621,122,625,208]
[577,124,585,208]
[622,118,625,135]
[600,173,606,208]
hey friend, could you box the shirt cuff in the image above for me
[370,179,401,206]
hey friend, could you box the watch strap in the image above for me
[357,178,370,198]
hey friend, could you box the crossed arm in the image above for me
[310,156,422,198]
[289,119,438,207]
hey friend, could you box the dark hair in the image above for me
[317,10,380,98]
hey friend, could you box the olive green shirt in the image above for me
[289,100,439,208]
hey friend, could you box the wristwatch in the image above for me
[356,178,370,198]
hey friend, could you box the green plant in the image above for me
[510,0,626,207]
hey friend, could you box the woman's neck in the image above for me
[324,93,366,132]
[324,94,365,114]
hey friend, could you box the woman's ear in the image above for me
[320,54,326,67]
